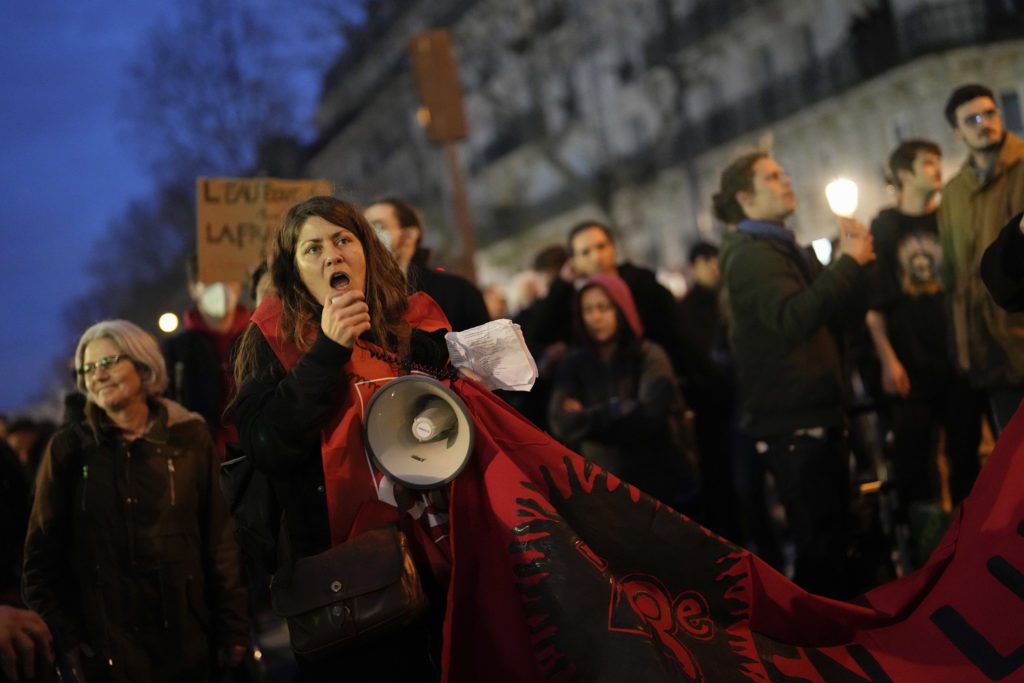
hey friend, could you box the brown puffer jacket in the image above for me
[22,398,248,683]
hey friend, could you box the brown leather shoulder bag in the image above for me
[270,522,428,659]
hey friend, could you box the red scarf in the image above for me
[251,292,451,548]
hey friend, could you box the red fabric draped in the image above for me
[443,382,1024,682]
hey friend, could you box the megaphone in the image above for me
[364,375,475,489]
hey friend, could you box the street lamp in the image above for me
[158,312,179,334]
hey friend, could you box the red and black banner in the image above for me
[443,381,1024,682]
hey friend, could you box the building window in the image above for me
[1000,90,1023,134]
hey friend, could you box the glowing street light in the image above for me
[158,312,179,334]
[825,178,858,218]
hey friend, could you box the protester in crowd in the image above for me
[0,414,7,440]
[512,244,569,329]
[1,432,51,683]
[163,252,250,457]
[524,221,706,400]
[507,244,570,431]
[717,152,875,598]
[365,196,489,332]
[982,212,1024,313]
[677,242,722,356]
[5,419,37,471]
[0,439,30,607]
[863,139,979,529]
[939,83,1024,436]
[549,274,696,507]
[675,241,742,541]
[22,319,249,682]
[233,196,451,680]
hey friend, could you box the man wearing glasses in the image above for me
[939,83,1024,436]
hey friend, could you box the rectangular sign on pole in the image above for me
[409,29,468,143]
[196,177,332,284]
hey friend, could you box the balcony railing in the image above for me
[645,0,760,65]
[672,0,1001,161]
[477,0,1017,241]
[474,109,547,169]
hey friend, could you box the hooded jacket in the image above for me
[938,131,1024,388]
[719,229,866,438]
[548,275,693,504]
[22,397,248,682]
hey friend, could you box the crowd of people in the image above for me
[1,82,1022,682]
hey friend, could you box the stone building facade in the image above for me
[302,0,1024,286]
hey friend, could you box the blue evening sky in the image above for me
[0,3,338,414]
[0,4,170,413]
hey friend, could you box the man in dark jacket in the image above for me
[676,241,742,541]
[365,197,490,332]
[716,152,875,598]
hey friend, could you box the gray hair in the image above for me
[75,319,168,397]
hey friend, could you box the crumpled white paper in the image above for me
[445,319,538,391]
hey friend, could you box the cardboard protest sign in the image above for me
[196,177,332,283]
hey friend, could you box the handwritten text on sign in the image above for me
[196,177,332,283]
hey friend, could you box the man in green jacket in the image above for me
[939,83,1024,435]
[716,152,875,598]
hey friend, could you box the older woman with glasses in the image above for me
[22,319,249,682]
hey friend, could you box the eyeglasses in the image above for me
[962,109,999,127]
[78,355,128,376]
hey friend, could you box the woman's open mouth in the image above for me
[330,272,351,290]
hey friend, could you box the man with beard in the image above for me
[939,84,1024,435]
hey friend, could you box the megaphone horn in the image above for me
[364,376,475,489]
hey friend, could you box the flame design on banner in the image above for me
[508,457,758,681]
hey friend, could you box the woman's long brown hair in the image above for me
[233,196,410,389]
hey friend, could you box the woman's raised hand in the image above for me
[322,290,371,348]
